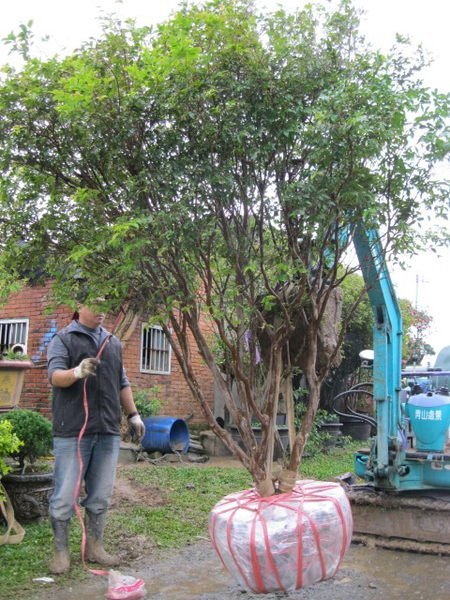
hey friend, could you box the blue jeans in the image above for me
[50,434,120,521]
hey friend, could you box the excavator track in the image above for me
[347,485,450,556]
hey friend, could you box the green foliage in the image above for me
[316,409,340,424]
[2,21,35,60]
[0,420,23,490]
[399,298,435,364]
[300,442,361,480]
[0,518,87,597]
[0,0,447,306]
[133,386,162,417]
[0,0,448,477]
[0,410,52,471]
[294,403,348,456]
[0,350,30,360]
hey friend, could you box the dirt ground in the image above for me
[31,539,450,600]
[30,456,450,600]
[113,468,167,510]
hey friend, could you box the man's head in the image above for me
[77,297,107,329]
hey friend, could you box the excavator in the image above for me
[333,227,450,555]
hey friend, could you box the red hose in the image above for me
[73,335,112,576]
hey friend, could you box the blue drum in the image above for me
[141,416,190,454]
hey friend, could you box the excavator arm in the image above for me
[345,227,450,554]
[353,226,404,485]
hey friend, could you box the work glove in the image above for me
[128,414,145,441]
[73,358,99,379]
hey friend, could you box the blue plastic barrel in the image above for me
[141,416,190,454]
[406,392,450,452]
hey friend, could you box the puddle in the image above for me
[31,541,450,600]
[144,556,230,600]
[343,545,449,600]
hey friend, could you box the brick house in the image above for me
[0,282,214,424]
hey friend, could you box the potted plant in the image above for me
[317,409,342,431]
[0,409,53,521]
[0,350,34,410]
[295,405,343,455]
[334,382,374,441]
[228,420,290,460]
[316,410,343,449]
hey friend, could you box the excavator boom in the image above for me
[344,227,450,553]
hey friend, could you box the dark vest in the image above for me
[51,329,123,437]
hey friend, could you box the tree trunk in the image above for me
[288,375,321,474]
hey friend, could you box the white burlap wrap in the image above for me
[209,479,353,593]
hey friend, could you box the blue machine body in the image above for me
[406,393,450,452]
[352,227,450,492]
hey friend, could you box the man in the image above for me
[47,299,145,574]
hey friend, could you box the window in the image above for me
[0,319,29,356]
[141,325,171,374]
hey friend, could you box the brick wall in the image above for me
[0,282,65,417]
[111,309,215,424]
[0,283,214,424]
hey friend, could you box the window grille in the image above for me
[0,319,29,355]
[141,325,171,374]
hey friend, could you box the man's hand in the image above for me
[73,358,99,379]
[128,414,145,441]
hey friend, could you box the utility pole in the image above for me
[415,274,428,310]
[415,274,419,310]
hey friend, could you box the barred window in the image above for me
[141,325,171,374]
[0,319,29,356]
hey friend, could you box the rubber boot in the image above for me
[84,510,120,566]
[49,518,71,574]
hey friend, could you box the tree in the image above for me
[0,0,449,494]
[399,299,435,366]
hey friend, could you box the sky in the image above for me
[1,0,449,361]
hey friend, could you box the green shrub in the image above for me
[0,419,23,480]
[133,386,162,418]
[295,404,347,455]
[0,420,24,500]
[0,409,52,471]
[316,409,340,424]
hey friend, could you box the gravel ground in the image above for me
[31,538,450,600]
[29,456,449,599]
